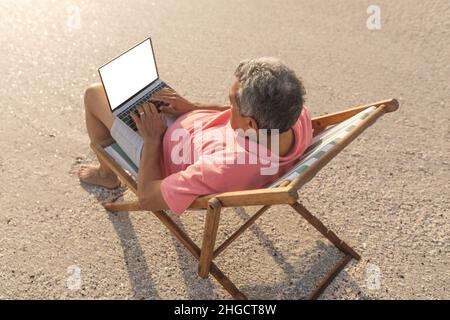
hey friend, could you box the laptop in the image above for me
[99,38,172,132]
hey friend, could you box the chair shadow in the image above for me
[107,210,161,299]
[80,181,218,299]
[80,183,160,299]
[79,182,363,299]
[233,207,367,299]
[169,213,221,300]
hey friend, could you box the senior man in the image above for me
[79,57,312,214]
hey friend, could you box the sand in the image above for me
[0,0,448,299]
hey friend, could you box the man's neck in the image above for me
[258,128,295,157]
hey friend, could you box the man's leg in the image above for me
[78,83,121,189]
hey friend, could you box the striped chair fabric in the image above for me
[269,106,376,188]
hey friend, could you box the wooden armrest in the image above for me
[189,186,297,209]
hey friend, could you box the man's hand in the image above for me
[152,88,195,117]
[131,102,167,144]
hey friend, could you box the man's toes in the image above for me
[79,164,90,171]
[78,166,89,177]
[78,166,96,181]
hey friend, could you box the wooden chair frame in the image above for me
[90,98,399,299]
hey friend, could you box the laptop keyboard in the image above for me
[117,82,170,132]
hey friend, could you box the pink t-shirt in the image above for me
[160,107,312,214]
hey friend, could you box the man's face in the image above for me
[229,79,257,131]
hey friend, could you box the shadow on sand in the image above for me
[232,207,366,299]
[81,183,160,299]
[81,182,364,299]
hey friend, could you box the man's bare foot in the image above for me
[78,165,121,189]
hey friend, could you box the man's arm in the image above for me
[153,88,230,118]
[136,140,168,211]
[193,102,230,112]
[130,102,169,212]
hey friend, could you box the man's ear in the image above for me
[246,117,259,131]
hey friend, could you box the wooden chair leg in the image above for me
[151,209,246,299]
[198,198,222,278]
[103,200,141,212]
[290,201,360,299]
[309,254,353,300]
[291,202,360,260]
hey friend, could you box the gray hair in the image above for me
[234,57,306,133]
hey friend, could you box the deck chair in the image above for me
[90,98,399,299]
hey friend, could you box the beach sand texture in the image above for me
[0,0,448,299]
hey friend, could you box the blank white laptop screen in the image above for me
[99,39,158,111]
